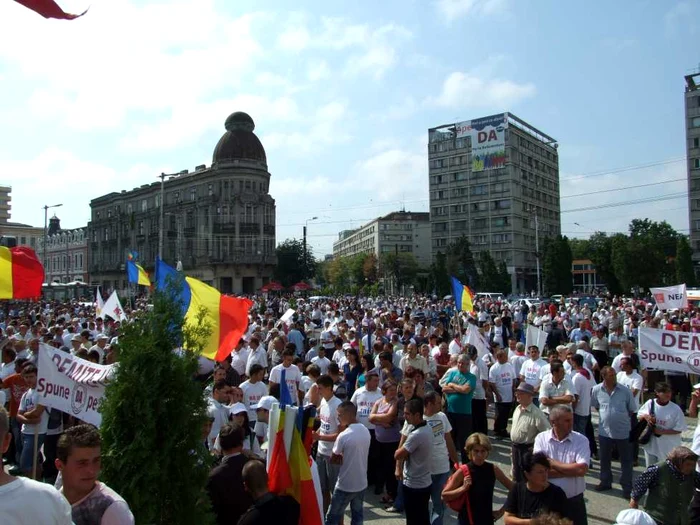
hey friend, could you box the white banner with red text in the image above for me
[650,284,687,310]
[639,327,700,373]
[36,346,115,426]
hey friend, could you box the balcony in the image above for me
[240,222,259,235]
[213,222,236,234]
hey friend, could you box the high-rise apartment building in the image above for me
[685,71,700,274]
[428,113,560,294]
[0,186,11,224]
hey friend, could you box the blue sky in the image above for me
[0,0,697,257]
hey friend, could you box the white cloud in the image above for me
[427,71,535,109]
[0,148,157,228]
[344,46,397,80]
[664,1,696,37]
[353,148,426,202]
[436,0,508,23]
[277,25,311,52]
[0,0,266,131]
[307,60,331,82]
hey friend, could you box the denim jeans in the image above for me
[393,481,405,511]
[430,471,450,525]
[573,413,588,435]
[325,487,365,525]
[599,435,633,493]
[20,433,45,473]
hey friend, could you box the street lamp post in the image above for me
[303,216,318,278]
[43,203,63,280]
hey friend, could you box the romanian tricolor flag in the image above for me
[288,420,322,525]
[268,409,292,494]
[0,247,44,299]
[450,276,475,313]
[155,259,253,361]
[126,260,150,286]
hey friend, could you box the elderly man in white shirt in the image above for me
[534,404,590,525]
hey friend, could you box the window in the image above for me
[141,199,148,212]
[190,188,197,201]
[104,228,109,241]
[694,137,700,149]
[138,221,144,235]
[472,185,487,196]
[155,194,161,207]
[693,117,700,128]
[127,203,133,214]
[494,199,511,210]
[694,158,700,169]
[208,183,213,196]
[492,217,509,227]
[107,209,112,218]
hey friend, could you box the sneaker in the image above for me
[593,484,612,492]
[385,506,402,514]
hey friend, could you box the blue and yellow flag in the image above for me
[450,276,474,313]
[126,260,150,286]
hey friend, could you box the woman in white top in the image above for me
[638,382,687,466]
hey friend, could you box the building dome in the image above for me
[212,112,267,165]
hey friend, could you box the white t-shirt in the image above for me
[230,348,249,376]
[207,398,230,449]
[489,362,516,403]
[571,370,595,417]
[520,358,547,389]
[469,359,488,400]
[333,423,371,492]
[350,387,383,430]
[64,481,135,525]
[19,388,49,435]
[617,371,643,406]
[0,476,73,524]
[317,396,342,457]
[638,399,687,459]
[239,380,268,422]
[311,356,331,375]
[269,364,301,405]
[509,354,527,378]
[401,411,453,475]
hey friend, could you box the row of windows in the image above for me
[692,117,700,128]
[50,253,84,272]
[432,215,511,232]
[518,135,556,161]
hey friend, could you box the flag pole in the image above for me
[31,426,39,480]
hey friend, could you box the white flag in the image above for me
[526,325,548,352]
[102,291,127,321]
[650,284,687,310]
[466,325,490,358]
[95,286,105,319]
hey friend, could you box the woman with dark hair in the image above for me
[356,353,373,390]
[369,379,400,505]
[503,451,568,524]
[343,348,362,399]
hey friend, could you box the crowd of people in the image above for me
[2,293,700,525]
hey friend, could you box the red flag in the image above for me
[14,0,86,20]
[268,409,292,494]
[0,247,44,299]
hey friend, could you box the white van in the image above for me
[475,292,505,302]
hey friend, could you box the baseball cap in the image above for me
[229,402,248,416]
[71,334,82,342]
[252,396,277,412]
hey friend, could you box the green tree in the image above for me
[611,233,631,292]
[476,251,499,291]
[587,232,622,295]
[100,284,213,525]
[327,257,350,290]
[274,238,317,286]
[496,261,512,295]
[676,236,696,286]
[569,238,590,260]
[381,252,419,292]
[542,235,573,294]
[430,251,451,297]
[446,236,478,289]
[363,253,379,284]
[347,254,367,285]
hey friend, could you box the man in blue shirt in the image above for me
[569,321,592,343]
[439,353,476,463]
[591,366,637,499]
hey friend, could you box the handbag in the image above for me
[630,400,655,444]
[444,463,474,523]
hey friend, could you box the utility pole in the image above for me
[157,173,166,261]
[303,216,318,279]
[42,203,62,279]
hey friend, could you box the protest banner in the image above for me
[36,346,115,426]
[650,284,688,310]
[638,326,700,373]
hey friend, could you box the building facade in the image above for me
[0,186,10,224]
[36,216,88,283]
[0,222,43,251]
[332,211,431,267]
[428,112,561,294]
[88,112,276,295]
[571,259,604,293]
[686,71,700,274]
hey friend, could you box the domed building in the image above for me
[88,112,277,295]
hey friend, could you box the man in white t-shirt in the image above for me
[239,365,268,427]
[57,424,135,524]
[489,349,516,438]
[350,371,382,491]
[311,347,331,376]
[0,406,73,524]
[245,337,267,377]
[313,375,343,515]
[269,348,302,405]
[324,401,371,525]
[230,339,250,377]
[519,346,547,406]
[16,363,48,478]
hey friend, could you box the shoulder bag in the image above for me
[444,463,474,523]
[630,399,655,444]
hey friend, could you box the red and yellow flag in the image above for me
[289,424,322,525]
[13,0,86,20]
[0,247,44,299]
[268,409,292,494]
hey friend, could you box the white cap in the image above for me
[251,395,276,412]
[229,402,248,416]
[614,509,656,525]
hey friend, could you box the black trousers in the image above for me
[367,429,380,488]
[511,442,534,482]
[565,493,588,525]
[471,399,488,435]
[403,484,431,525]
[447,412,473,464]
[585,416,598,455]
[690,488,700,525]
[494,401,512,434]
[377,441,399,498]
[42,433,60,484]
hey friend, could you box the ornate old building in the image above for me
[88,111,276,294]
[36,216,88,283]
